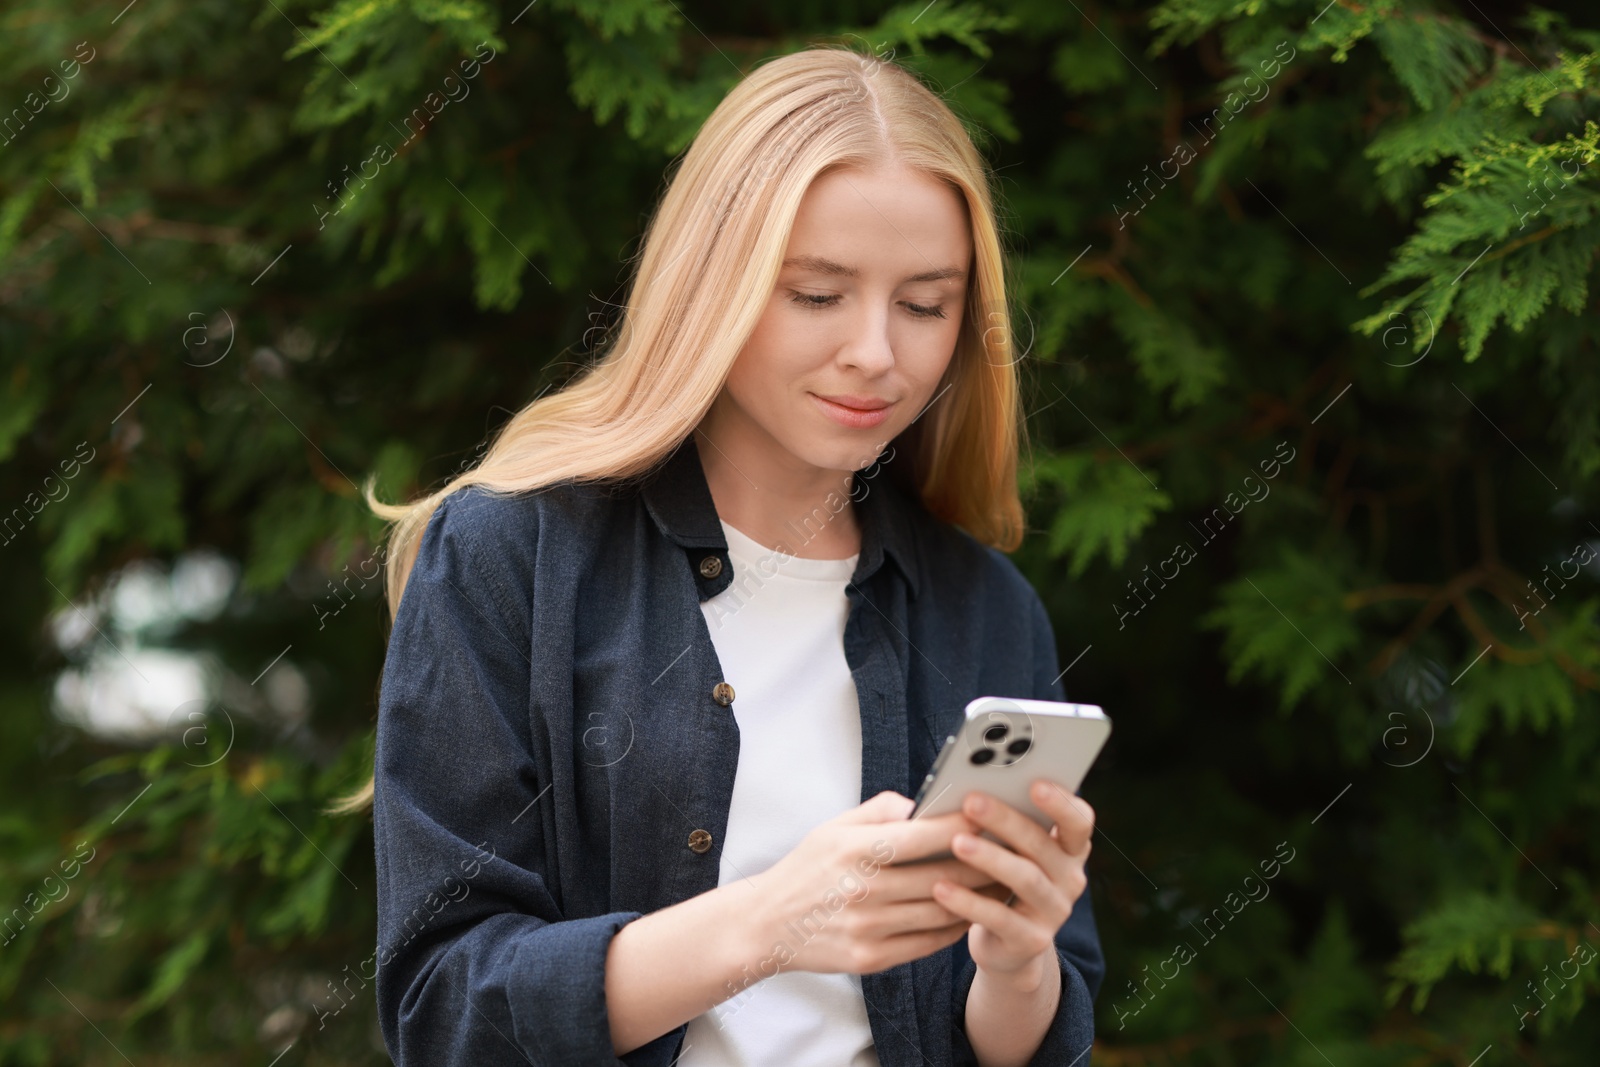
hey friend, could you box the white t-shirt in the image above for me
[679,518,880,1067]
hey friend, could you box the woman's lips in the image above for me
[810,393,894,428]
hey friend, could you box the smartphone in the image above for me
[896,696,1111,864]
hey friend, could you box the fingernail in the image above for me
[968,794,987,814]
[1032,781,1051,802]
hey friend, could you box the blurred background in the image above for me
[2,0,1598,1063]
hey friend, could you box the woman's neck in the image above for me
[693,425,862,561]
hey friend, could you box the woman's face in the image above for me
[711,163,973,477]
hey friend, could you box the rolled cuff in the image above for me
[393,909,690,1067]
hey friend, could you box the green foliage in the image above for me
[1025,450,1173,576]
[1387,890,1540,1009]
[1202,546,1364,711]
[3,0,1599,1064]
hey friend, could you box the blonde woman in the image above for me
[359,44,1104,1067]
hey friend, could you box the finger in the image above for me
[864,898,969,936]
[931,879,1053,955]
[837,790,915,824]
[1045,823,1091,871]
[1031,781,1095,855]
[875,861,998,905]
[872,810,982,866]
[962,791,1069,882]
[888,856,1002,890]
[950,831,1068,920]
[866,919,971,973]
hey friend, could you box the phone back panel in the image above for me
[905,696,1111,861]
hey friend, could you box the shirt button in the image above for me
[687,829,713,854]
[712,682,736,706]
[698,555,723,578]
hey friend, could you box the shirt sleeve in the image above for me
[949,587,1105,1066]
[372,489,674,1066]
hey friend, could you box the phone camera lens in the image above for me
[969,749,995,765]
[1007,737,1031,756]
[983,723,1008,743]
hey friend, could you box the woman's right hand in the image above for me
[742,790,1009,977]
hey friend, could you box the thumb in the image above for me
[836,790,914,824]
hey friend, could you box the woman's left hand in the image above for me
[930,780,1094,984]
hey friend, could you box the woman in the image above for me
[357,45,1105,1067]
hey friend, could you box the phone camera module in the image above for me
[963,707,1035,769]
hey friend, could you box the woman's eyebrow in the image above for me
[781,253,966,284]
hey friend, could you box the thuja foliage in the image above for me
[1,0,1596,1063]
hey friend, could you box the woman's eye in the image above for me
[786,290,947,320]
[788,290,839,310]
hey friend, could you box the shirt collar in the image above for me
[640,433,923,601]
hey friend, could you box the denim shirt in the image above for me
[372,433,1105,1067]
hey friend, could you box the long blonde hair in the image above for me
[334,44,1028,813]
